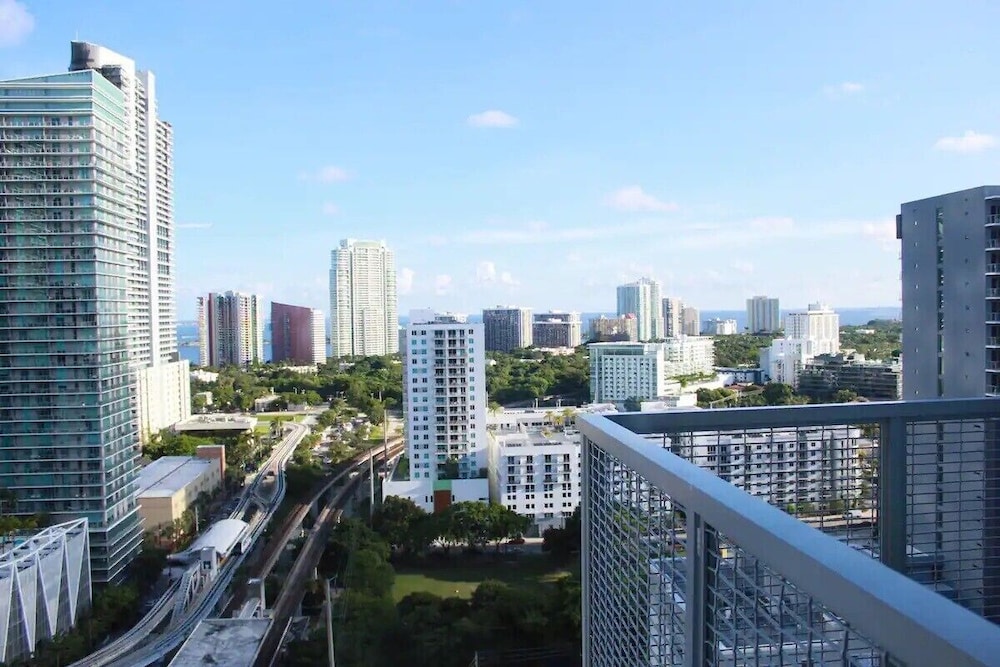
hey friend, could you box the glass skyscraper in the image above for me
[0,58,145,581]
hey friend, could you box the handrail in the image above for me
[579,411,1000,667]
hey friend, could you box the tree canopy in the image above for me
[486,348,589,405]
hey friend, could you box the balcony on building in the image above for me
[578,398,1000,666]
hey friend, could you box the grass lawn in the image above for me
[392,555,577,602]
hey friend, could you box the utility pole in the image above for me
[325,578,337,667]
[368,450,375,526]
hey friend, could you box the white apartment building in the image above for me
[384,312,489,512]
[763,303,840,387]
[488,428,581,533]
[785,303,840,350]
[197,292,265,366]
[589,338,714,403]
[618,278,664,341]
[136,360,191,443]
[329,239,398,357]
[747,295,781,333]
[589,343,667,403]
[485,405,615,531]
[664,425,867,508]
[486,404,618,434]
[702,318,738,335]
[661,336,715,377]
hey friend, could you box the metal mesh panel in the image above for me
[585,438,907,667]
[582,401,1000,667]
[905,417,1000,620]
[643,424,879,552]
[586,442,687,666]
[704,528,891,666]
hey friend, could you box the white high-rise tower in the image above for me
[747,295,781,333]
[329,239,399,357]
[617,277,664,341]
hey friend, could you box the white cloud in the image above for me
[467,110,519,128]
[301,165,351,182]
[177,222,213,230]
[731,260,754,275]
[475,260,519,286]
[0,1,34,47]
[434,274,453,295]
[934,130,997,153]
[605,186,679,213]
[861,219,898,251]
[823,81,865,98]
[434,219,699,246]
[321,202,340,216]
[749,216,795,233]
[398,267,415,295]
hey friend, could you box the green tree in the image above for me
[623,396,642,412]
[372,496,428,555]
[833,388,860,403]
[484,503,530,552]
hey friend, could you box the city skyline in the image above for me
[6,3,1000,316]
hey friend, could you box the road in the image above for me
[253,442,404,667]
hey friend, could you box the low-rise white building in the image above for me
[137,359,192,442]
[589,338,715,403]
[702,318,738,335]
[664,425,867,508]
[0,519,92,663]
[488,427,582,533]
[486,403,617,433]
[763,304,841,388]
[190,369,219,383]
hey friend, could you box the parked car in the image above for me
[507,537,526,545]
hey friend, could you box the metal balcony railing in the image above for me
[578,398,1000,667]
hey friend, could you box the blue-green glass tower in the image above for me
[0,69,142,582]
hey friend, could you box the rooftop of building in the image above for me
[807,351,901,367]
[0,519,88,568]
[174,414,257,432]
[171,519,249,563]
[137,456,216,498]
[491,428,581,448]
[167,618,272,667]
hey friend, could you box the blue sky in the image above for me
[3,1,1000,320]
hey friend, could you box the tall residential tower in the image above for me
[899,186,1000,618]
[68,43,190,444]
[0,41,191,582]
[482,306,532,351]
[271,301,325,365]
[198,292,264,366]
[617,277,663,341]
[383,312,490,512]
[329,239,398,357]
[747,295,781,333]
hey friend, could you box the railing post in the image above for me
[684,512,713,666]
[580,437,592,667]
[879,417,907,573]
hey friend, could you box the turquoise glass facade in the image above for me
[0,70,142,583]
